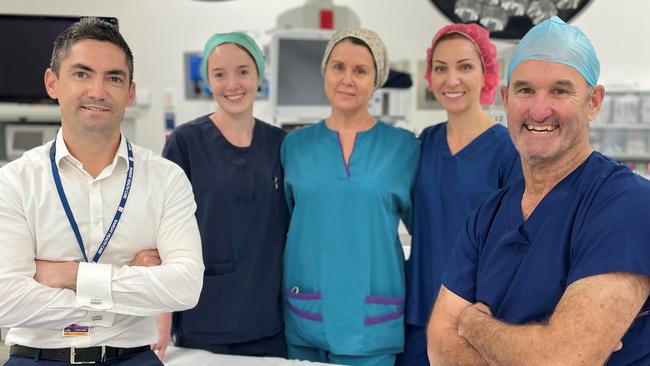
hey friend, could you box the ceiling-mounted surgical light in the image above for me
[431,0,592,39]
[501,0,530,17]
[553,0,581,10]
[482,0,501,6]
[479,5,509,31]
[526,0,558,24]
[454,0,481,22]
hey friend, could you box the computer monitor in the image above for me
[0,15,118,104]
[270,29,333,121]
[4,123,59,160]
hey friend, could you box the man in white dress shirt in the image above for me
[0,17,204,365]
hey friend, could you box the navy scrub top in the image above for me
[163,115,288,344]
[444,152,650,366]
[405,122,521,327]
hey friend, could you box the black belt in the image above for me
[10,344,150,364]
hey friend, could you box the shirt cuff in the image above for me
[76,262,114,310]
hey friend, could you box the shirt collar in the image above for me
[114,135,129,170]
[54,129,129,173]
[53,129,73,168]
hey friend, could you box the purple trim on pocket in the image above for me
[287,292,322,300]
[364,307,404,326]
[287,302,323,322]
[364,296,404,305]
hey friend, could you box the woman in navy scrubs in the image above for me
[397,23,522,366]
[158,32,288,359]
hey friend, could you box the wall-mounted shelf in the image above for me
[589,88,650,177]
[0,103,144,123]
[591,124,650,130]
[0,102,147,163]
[608,154,650,162]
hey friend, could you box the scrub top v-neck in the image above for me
[444,152,650,366]
[163,115,288,344]
[405,122,521,327]
[281,120,420,355]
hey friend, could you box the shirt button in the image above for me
[93,218,101,225]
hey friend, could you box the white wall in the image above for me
[2,0,649,153]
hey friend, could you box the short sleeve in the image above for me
[568,174,650,285]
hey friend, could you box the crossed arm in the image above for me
[35,250,173,361]
[34,249,162,290]
[0,169,203,329]
[428,272,650,366]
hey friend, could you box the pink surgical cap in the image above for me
[425,23,499,105]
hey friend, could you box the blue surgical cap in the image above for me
[507,16,600,86]
[200,32,265,84]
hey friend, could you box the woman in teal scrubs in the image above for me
[281,28,420,366]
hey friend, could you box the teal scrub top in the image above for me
[281,120,420,356]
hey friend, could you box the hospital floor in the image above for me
[0,343,8,362]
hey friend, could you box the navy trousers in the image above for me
[175,331,287,358]
[395,323,431,366]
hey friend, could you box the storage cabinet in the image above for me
[590,91,650,179]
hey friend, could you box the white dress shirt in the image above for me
[0,130,204,348]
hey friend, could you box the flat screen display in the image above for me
[276,38,329,107]
[12,131,43,150]
[270,30,333,121]
[0,15,118,104]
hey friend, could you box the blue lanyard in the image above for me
[49,139,134,263]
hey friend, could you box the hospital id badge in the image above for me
[62,324,90,337]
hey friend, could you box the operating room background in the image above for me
[1,0,649,155]
[0,0,649,360]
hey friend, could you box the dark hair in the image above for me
[328,37,377,73]
[226,43,259,78]
[343,37,373,56]
[432,33,484,71]
[50,17,134,83]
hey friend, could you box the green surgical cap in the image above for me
[507,16,600,86]
[200,32,265,83]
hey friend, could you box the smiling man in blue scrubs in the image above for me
[427,17,650,366]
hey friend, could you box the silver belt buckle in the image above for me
[69,345,105,364]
